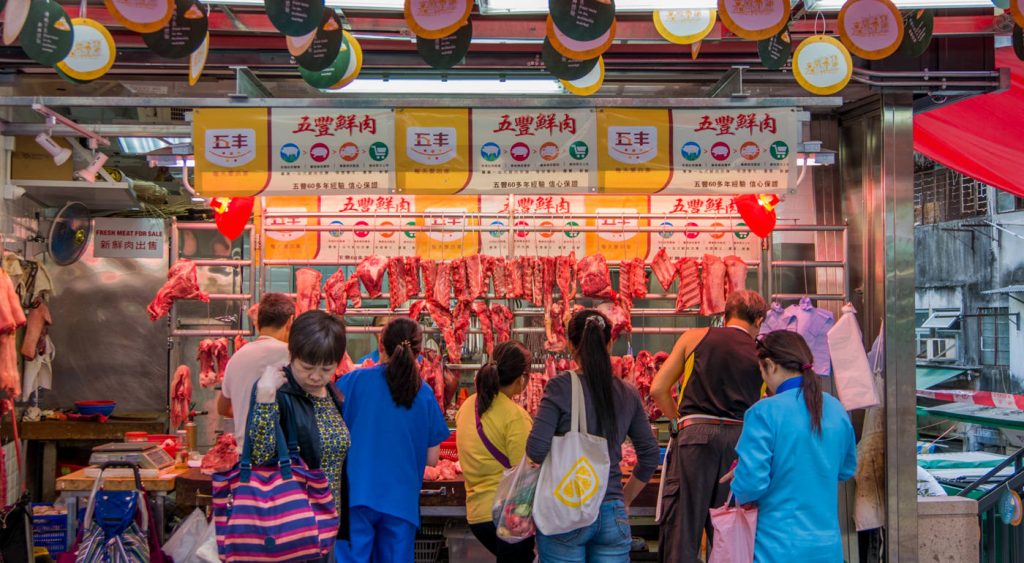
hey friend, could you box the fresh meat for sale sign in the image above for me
[94,218,164,259]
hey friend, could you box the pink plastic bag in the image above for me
[708,494,758,563]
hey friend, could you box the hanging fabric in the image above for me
[826,303,880,411]
[784,297,835,375]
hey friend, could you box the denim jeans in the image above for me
[536,500,632,563]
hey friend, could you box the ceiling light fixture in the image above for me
[208,0,405,8]
[480,0,718,13]
[805,0,994,10]
[322,78,566,95]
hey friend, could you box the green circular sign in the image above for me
[416,21,471,70]
[769,141,789,161]
[569,141,589,161]
[266,0,323,37]
[899,10,933,59]
[55,64,87,85]
[296,10,343,72]
[549,0,615,43]
[21,0,73,67]
[299,31,351,89]
[735,222,750,240]
[564,220,580,238]
[142,0,207,59]
[542,37,598,81]
[757,28,791,71]
[369,142,390,161]
[1014,25,1024,62]
[993,0,1010,8]
[404,220,416,239]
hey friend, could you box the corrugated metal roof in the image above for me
[982,286,1024,295]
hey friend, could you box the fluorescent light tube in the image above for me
[807,0,995,10]
[208,0,404,8]
[481,0,718,13]
[323,78,566,95]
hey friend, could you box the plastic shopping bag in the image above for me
[492,455,541,544]
[164,509,207,561]
[707,494,757,563]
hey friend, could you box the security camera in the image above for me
[76,152,109,183]
[35,133,72,166]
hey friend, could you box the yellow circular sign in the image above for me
[189,32,209,86]
[792,35,853,96]
[653,9,717,45]
[327,31,364,90]
[561,56,604,97]
[838,0,904,60]
[56,19,116,82]
[1012,0,1024,28]
[404,0,472,40]
[718,0,790,41]
[103,0,174,33]
[547,16,616,61]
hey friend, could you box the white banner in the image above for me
[316,195,418,260]
[648,196,759,261]
[479,195,586,257]
[94,218,165,259]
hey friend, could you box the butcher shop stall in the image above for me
[0,0,1006,561]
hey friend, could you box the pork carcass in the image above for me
[426,301,461,363]
[491,304,514,343]
[724,255,748,295]
[507,258,524,299]
[0,269,25,335]
[388,257,409,310]
[324,270,362,315]
[147,260,210,321]
[527,258,543,306]
[357,255,388,298]
[200,433,239,475]
[650,248,677,291]
[466,255,485,300]
[524,357,557,417]
[294,268,323,316]
[20,301,51,360]
[408,299,428,322]
[597,299,632,341]
[451,258,470,302]
[556,253,577,310]
[213,338,230,384]
[541,257,557,309]
[578,254,617,300]
[421,260,438,301]
[419,349,447,413]
[631,351,661,421]
[436,261,453,304]
[405,257,422,299]
[491,257,508,299]
[700,255,727,316]
[0,334,17,402]
[170,365,192,429]
[453,301,473,357]
[544,302,567,353]
[674,257,702,313]
[471,301,495,356]
[618,258,648,302]
[197,340,217,388]
[520,258,535,302]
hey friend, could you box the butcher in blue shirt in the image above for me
[726,330,857,563]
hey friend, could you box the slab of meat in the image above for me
[421,260,438,301]
[541,257,557,309]
[724,255,748,295]
[578,254,617,300]
[674,257,701,313]
[357,255,388,298]
[234,335,248,351]
[200,433,239,475]
[556,253,577,310]
[436,261,453,303]
[147,260,210,321]
[491,257,508,299]
[700,255,727,316]
[597,298,632,341]
[523,357,557,417]
[388,257,409,310]
[419,349,446,413]
[524,258,540,306]
[451,258,470,302]
[466,254,485,300]
[0,333,17,402]
[491,304,514,343]
[631,351,662,421]
[334,352,356,382]
[214,338,230,384]
[423,458,463,481]
[197,340,216,388]
[544,302,567,353]
[471,301,495,356]
[556,358,579,372]
[170,365,192,429]
[453,300,473,357]
[650,248,677,291]
[20,301,51,360]
[426,301,461,363]
[507,258,524,299]
[408,299,428,321]
[324,270,362,315]
[618,258,648,302]
[0,270,26,335]
[294,268,323,316]
[621,355,634,383]
[520,258,535,302]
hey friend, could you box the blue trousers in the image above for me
[334,506,418,563]
[536,500,632,562]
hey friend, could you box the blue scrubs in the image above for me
[334,364,451,562]
[356,349,380,365]
[731,377,857,563]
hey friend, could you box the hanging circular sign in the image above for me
[549,0,615,43]
[142,0,207,59]
[300,31,351,88]
[416,21,471,70]
[838,0,903,60]
[2,0,31,46]
[404,0,472,41]
[561,55,604,97]
[998,490,1024,526]
[296,9,343,72]
[189,32,209,86]
[286,29,316,57]
[103,0,174,33]
[326,30,363,90]
[792,35,853,96]
[1013,0,1024,28]
[56,18,115,82]
[898,9,932,59]
[758,28,791,70]
[55,65,88,85]
[717,0,790,41]
[547,15,615,61]
[265,0,324,37]
[542,37,598,80]
[653,9,716,45]
[20,0,73,67]
[1014,25,1024,62]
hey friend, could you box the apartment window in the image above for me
[914,165,989,224]
[996,190,1024,214]
[916,308,961,362]
[979,307,1010,366]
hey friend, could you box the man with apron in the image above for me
[650,290,767,562]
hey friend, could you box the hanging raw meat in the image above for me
[556,253,577,310]
[201,433,239,475]
[147,260,210,321]
[436,261,453,304]
[507,258,524,299]
[453,301,473,357]
[491,304,514,343]
[524,357,557,417]
[324,270,362,315]
[388,257,409,310]
[597,299,632,341]
[214,338,230,382]
[631,351,661,421]
[451,258,470,302]
[408,299,428,321]
[20,301,51,360]
[724,255,748,295]
[532,258,546,307]
[674,257,701,313]
[578,254,617,300]
[544,302,567,353]
[650,248,677,291]
[541,257,557,308]
[618,258,648,303]
[0,269,25,335]
[334,352,356,382]
[491,257,508,299]
[170,365,192,429]
[0,334,17,402]
[700,255,728,316]
[426,301,461,363]
[198,338,229,389]
[471,301,495,356]
[234,335,248,351]
[294,268,323,316]
[405,257,422,299]
[357,255,388,298]
[421,260,438,301]
[419,349,446,413]
[520,258,535,302]
[466,255,485,300]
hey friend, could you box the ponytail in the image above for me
[758,330,824,435]
[382,317,423,409]
[476,340,531,415]
[800,365,824,435]
[567,309,616,438]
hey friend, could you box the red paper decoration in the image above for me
[210,196,254,241]
[733,194,780,238]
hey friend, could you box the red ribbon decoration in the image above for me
[210,196,255,241]
[733,194,781,238]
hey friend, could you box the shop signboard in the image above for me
[585,195,650,261]
[94,218,165,259]
[649,196,759,261]
[667,108,799,195]
[414,195,480,259]
[262,196,320,261]
[317,195,418,261]
[396,108,472,195]
[479,195,586,257]
[597,109,672,194]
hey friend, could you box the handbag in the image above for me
[75,463,151,563]
[0,493,33,563]
[212,389,338,562]
[707,493,758,563]
[533,372,610,536]
[492,456,541,544]
[827,303,880,411]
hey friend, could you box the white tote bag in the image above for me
[533,372,610,536]
[827,304,880,411]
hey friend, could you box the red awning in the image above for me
[914,48,1024,197]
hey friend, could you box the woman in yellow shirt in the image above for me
[456,341,535,562]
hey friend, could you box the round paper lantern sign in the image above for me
[142,0,208,59]
[416,21,472,70]
[57,19,116,82]
[20,0,73,67]
[653,9,716,45]
[718,0,790,41]
[189,32,209,85]
[300,31,351,89]
[404,0,472,40]
[543,37,599,81]
[549,0,615,42]
[3,0,31,46]
[325,30,364,91]
[547,15,616,61]
[792,35,853,96]
[561,56,604,97]
[838,0,903,60]
[103,0,174,33]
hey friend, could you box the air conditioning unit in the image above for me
[921,338,958,362]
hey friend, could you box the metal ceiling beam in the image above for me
[0,121,192,137]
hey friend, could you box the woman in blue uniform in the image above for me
[728,330,857,563]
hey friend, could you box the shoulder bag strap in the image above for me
[475,407,511,469]
[240,386,291,482]
[569,371,587,435]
